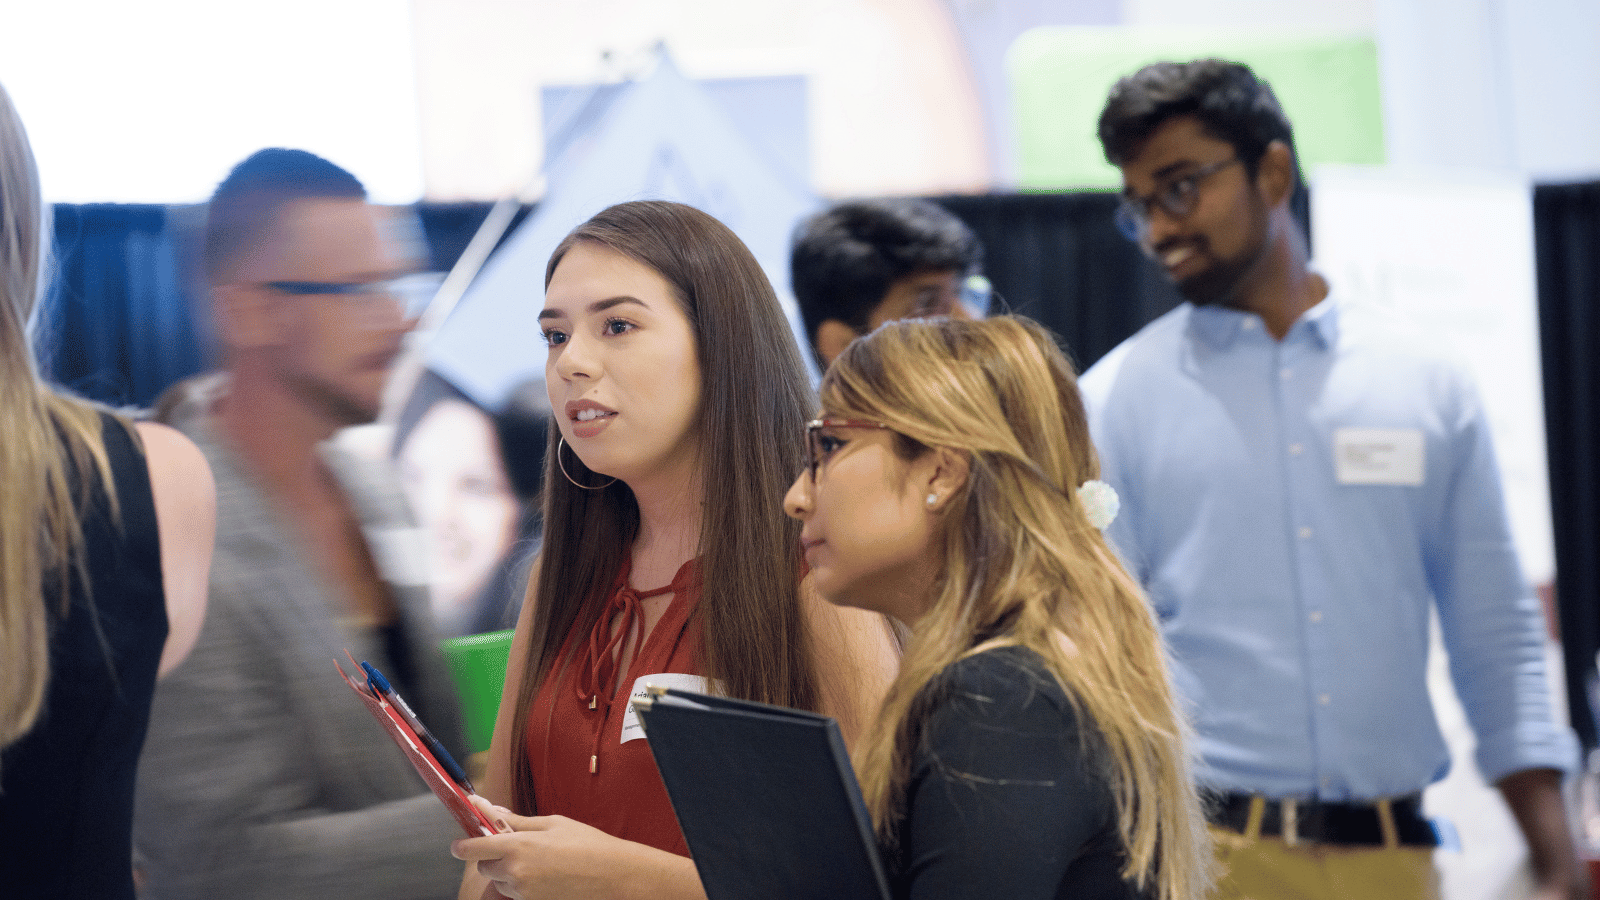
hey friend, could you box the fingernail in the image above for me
[495,817,512,833]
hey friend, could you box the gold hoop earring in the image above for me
[557,436,617,490]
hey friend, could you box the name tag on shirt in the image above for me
[1334,428,1425,486]
[620,673,711,744]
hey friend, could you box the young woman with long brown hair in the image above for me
[783,315,1211,900]
[454,200,898,899]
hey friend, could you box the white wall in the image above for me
[1114,0,1600,180]
[1123,0,1377,29]
[1376,0,1599,178]
[2,1,1595,202]
[0,0,425,203]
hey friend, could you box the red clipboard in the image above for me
[336,651,498,838]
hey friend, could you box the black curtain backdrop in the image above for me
[36,189,1600,745]
[1533,181,1600,749]
[931,191,1182,371]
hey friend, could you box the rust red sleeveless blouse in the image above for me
[521,557,702,856]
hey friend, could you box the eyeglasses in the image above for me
[960,274,994,320]
[262,272,442,317]
[263,278,401,296]
[1113,157,1241,242]
[803,418,892,481]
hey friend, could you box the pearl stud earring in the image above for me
[926,493,939,508]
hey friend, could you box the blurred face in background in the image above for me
[1117,116,1272,309]
[229,199,414,426]
[866,268,970,330]
[815,268,980,370]
[397,398,520,621]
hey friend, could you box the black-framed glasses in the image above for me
[1113,157,1241,242]
[803,418,892,481]
[262,272,443,317]
[959,274,993,320]
[263,278,402,296]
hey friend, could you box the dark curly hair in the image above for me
[1098,58,1296,188]
[790,198,982,363]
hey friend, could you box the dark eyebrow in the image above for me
[1124,159,1210,198]
[1153,159,1206,182]
[537,295,647,322]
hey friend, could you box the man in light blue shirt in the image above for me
[1079,59,1582,899]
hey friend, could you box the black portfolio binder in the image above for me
[633,686,892,900]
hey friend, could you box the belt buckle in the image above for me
[1281,797,1299,847]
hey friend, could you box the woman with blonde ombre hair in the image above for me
[784,314,1211,900]
[0,81,215,897]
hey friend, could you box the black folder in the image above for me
[632,686,892,900]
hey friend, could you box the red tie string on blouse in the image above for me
[523,557,705,849]
[573,578,680,721]
[572,559,703,720]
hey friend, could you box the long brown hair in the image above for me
[826,316,1210,900]
[0,81,117,752]
[508,200,816,812]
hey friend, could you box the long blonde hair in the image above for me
[0,82,116,751]
[826,316,1210,900]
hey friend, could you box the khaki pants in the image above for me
[1209,825,1441,900]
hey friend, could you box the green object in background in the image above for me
[1008,28,1386,190]
[440,629,515,754]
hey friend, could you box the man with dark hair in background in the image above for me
[1080,59,1584,900]
[790,197,987,370]
[134,148,467,899]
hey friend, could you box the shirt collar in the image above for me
[1186,291,1341,351]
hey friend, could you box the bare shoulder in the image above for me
[799,573,900,750]
[134,420,217,676]
[133,420,216,531]
[133,420,207,474]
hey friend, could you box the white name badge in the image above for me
[619,673,711,744]
[1334,428,1425,486]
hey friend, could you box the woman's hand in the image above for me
[454,797,705,900]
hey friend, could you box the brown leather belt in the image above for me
[1208,792,1438,848]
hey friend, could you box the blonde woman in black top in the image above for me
[0,81,215,898]
[784,316,1211,900]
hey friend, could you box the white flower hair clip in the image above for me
[1076,480,1120,530]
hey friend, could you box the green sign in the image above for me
[1009,28,1386,189]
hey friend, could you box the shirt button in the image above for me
[1242,318,1258,330]
[1318,694,1331,706]
[1309,611,1323,623]
[1298,526,1313,539]
[1280,368,1293,380]
[1289,443,1304,455]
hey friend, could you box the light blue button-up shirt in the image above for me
[1080,294,1577,800]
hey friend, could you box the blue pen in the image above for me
[360,660,474,793]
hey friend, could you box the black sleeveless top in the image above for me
[0,413,166,899]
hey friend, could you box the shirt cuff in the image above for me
[1475,723,1582,783]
